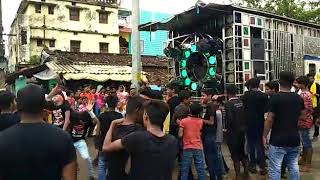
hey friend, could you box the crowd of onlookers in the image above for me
[0,71,320,180]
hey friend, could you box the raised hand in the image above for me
[86,100,95,112]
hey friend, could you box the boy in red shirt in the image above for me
[179,103,208,180]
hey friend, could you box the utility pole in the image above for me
[131,0,141,91]
[0,0,4,60]
[0,0,5,89]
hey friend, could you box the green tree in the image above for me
[29,55,41,65]
[239,0,320,24]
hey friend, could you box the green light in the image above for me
[185,78,191,86]
[184,51,191,58]
[181,69,187,78]
[209,67,216,76]
[191,45,197,52]
[191,83,198,91]
[209,56,216,65]
[181,60,187,68]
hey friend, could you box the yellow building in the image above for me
[8,0,119,72]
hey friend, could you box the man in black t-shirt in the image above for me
[173,90,191,127]
[102,96,145,180]
[0,84,76,180]
[97,95,123,180]
[166,82,180,136]
[50,95,71,130]
[242,78,269,175]
[225,85,249,179]
[47,85,71,131]
[200,89,225,180]
[104,100,178,180]
[265,81,288,178]
[0,90,20,131]
[69,103,98,180]
[263,72,304,180]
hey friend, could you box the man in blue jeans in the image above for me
[242,78,268,175]
[96,95,123,180]
[263,72,305,180]
[201,89,225,180]
[69,101,99,180]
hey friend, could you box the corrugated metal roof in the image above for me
[44,50,171,84]
[45,61,148,82]
[46,61,142,75]
[48,51,169,68]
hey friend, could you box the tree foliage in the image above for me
[239,0,320,24]
[29,55,41,65]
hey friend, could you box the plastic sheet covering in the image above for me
[33,69,58,80]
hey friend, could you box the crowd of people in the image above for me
[0,71,319,180]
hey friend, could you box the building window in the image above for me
[140,40,144,53]
[35,3,41,13]
[99,12,108,24]
[70,8,80,21]
[36,39,43,47]
[100,43,109,53]
[49,40,55,47]
[21,30,27,45]
[48,6,54,15]
[102,35,107,38]
[70,40,81,52]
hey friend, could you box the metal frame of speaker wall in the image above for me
[222,12,246,94]
[224,11,274,93]
[238,11,269,88]
[222,15,227,91]
[233,11,244,94]
[223,14,238,93]
[270,19,320,79]
[264,18,274,81]
[167,32,176,80]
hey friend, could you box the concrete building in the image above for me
[8,0,119,72]
[140,10,171,56]
[118,0,171,56]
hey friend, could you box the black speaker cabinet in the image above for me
[251,38,265,60]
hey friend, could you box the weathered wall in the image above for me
[8,0,119,71]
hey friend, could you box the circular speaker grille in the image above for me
[186,52,208,81]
